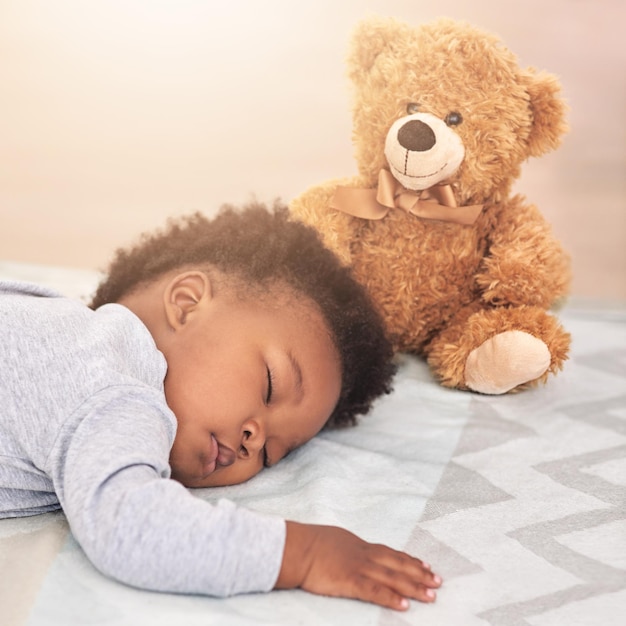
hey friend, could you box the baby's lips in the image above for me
[201,436,219,477]
[216,442,236,467]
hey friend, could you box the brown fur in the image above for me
[289,17,571,393]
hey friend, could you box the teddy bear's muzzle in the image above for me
[384,112,465,191]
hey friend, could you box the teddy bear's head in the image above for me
[347,17,568,204]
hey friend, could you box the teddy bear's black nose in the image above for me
[397,119,436,152]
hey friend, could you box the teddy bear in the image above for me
[289,16,571,394]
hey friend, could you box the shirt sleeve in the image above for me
[49,386,286,597]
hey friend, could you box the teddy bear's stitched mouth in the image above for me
[390,160,448,179]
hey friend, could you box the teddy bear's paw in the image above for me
[464,330,551,394]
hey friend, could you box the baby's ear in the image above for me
[164,271,212,329]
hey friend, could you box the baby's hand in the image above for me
[275,522,442,611]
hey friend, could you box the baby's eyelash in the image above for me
[265,366,274,405]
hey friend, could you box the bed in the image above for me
[1,260,624,626]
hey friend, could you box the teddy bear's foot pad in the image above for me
[464,330,551,394]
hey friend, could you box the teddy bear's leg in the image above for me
[425,304,570,394]
[464,330,551,394]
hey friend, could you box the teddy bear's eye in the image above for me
[406,102,420,114]
[445,111,463,126]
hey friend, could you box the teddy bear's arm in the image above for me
[289,179,362,266]
[475,195,571,309]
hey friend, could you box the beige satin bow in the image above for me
[330,169,484,225]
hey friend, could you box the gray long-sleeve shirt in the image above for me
[0,281,285,596]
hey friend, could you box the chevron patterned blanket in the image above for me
[1,261,624,626]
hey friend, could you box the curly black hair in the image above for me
[90,201,396,428]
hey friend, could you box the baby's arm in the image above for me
[276,521,441,611]
[55,389,285,597]
[56,389,440,607]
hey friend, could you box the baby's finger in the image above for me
[375,546,442,588]
[376,564,441,604]
[353,574,414,611]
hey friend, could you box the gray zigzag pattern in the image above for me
[562,393,626,436]
[477,395,626,626]
[420,400,532,523]
[479,507,626,626]
[377,332,626,626]
[420,461,513,522]
[534,444,626,507]
[456,399,536,456]
[392,389,626,626]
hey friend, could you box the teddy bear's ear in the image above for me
[346,16,407,82]
[521,69,569,157]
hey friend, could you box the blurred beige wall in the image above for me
[1,0,624,301]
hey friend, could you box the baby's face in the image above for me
[163,285,341,488]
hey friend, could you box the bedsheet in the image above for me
[1,261,624,626]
